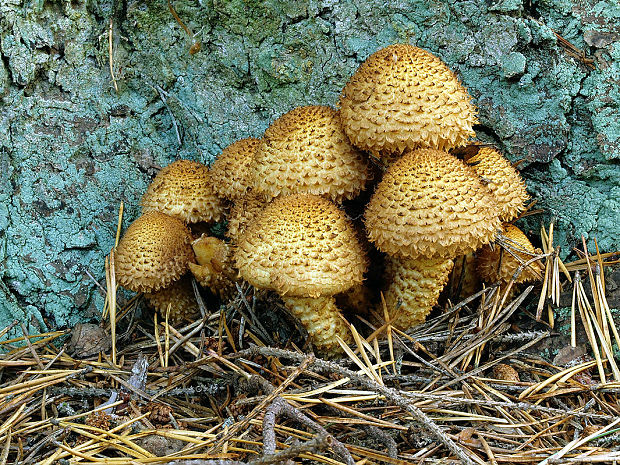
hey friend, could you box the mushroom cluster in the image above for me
[113,43,541,358]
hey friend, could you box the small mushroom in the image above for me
[144,274,200,324]
[364,149,501,328]
[477,223,543,285]
[340,44,478,162]
[114,211,195,293]
[234,194,368,357]
[457,145,530,222]
[250,105,372,203]
[188,235,238,300]
[141,160,226,224]
[209,138,261,202]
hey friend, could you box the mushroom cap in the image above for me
[115,212,195,293]
[210,138,261,201]
[477,223,543,284]
[459,146,530,222]
[141,160,226,224]
[235,194,367,297]
[364,148,501,259]
[251,106,372,203]
[144,275,199,324]
[339,44,478,159]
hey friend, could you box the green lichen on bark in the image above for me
[0,0,618,335]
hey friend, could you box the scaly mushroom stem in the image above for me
[281,296,353,358]
[383,256,454,330]
[189,235,238,300]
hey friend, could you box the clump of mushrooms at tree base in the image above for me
[113,44,542,358]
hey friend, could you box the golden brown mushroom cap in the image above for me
[210,138,261,201]
[477,223,543,284]
[115,212,195,293]
[461,146,529,222]
[141,160,226,224]
[235,194,367,297]
[364,149,501,259]
[339,44,478,159]
[251,106,372,203]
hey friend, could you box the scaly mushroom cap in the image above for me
[141,160,226,224]
[339,44,478,159]
[226,190,269,243]
[210,138,261,201]
[235,194,367,297]
[251,106,372,203]
[477,223,543,284]
[461,146,529,222]
[144,275,199,324]
[364,149,501,259]
[115,212,195,293]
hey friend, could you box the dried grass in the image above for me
[1,230,619,465]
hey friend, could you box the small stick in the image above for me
[208,355,314,453]
[154,84,182,146]
[263,397,353,465]
[235,347,477,465]
[108,18,119,92]
[168,0,201,54]
[19,322,44,370]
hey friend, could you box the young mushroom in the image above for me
[250,105,372,203]
[114,211,195,294]
[144,275,200,324]
[141,160,226,224]
[340,44,478,163]
[189,235,238,300]
[234,194,368,357]
[455,145,530,222]
[364,149,501,329]
[209,137,261,202]
[477,223,543,286]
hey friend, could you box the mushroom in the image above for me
[141,160,226,224]
[225,190,269,243]
[477,223,543,285]
[339,44,478,163]
[250,105,372,203]
[144,275,200,324]
[209,138,261,202]
[364,148,501,328]
[234,194,368,357]
[188,235,238,300]
[456,145,530,222]
[114,211,195,293]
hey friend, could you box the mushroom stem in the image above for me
[383,256,454,330]
[281,296,353,358]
